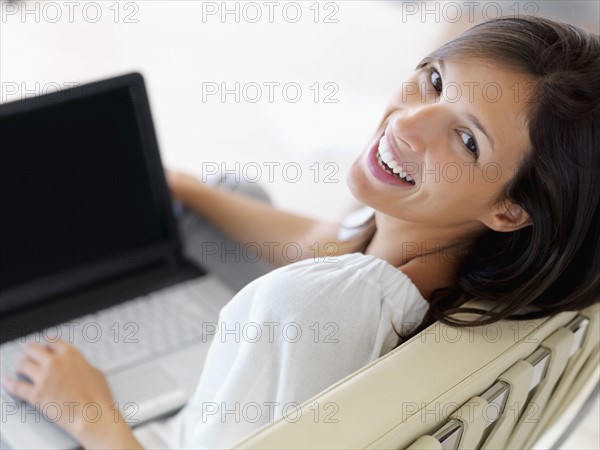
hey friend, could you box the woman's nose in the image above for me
[390,110,426,154]
[390,103,446,154]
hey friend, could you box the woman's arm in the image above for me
[167,170,342,266]
[76,409,143,450]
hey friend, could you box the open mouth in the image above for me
[376,134,416,186]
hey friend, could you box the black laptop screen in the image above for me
[0,86,170,304]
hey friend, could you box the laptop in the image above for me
[0,73,237,449]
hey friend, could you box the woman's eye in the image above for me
[458,130,479,157]
[429,68,443,93]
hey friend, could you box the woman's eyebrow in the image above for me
[465,113,495,152]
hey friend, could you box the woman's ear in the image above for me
[479,201,533,233]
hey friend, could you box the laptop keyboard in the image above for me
[0,276,232,402]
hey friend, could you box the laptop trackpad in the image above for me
[108,365,188,424]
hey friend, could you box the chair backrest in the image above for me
[233,303,599,449]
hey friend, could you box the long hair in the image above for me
[349,16,600,335]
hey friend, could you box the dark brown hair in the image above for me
[356,16,600,335]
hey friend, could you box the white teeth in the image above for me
[392,166,408,178]
[380,151,393,163]
[377,133,415,185]
[378,137,390,154]
[378,135,402,171]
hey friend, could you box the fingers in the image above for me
[165,169,177,186]
[44,338,71,353]
[0,376,36,404]
[4,339,78,404]
[20,340,79,376]
[15,357,41,384]
[23,341,52,366]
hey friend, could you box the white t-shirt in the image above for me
[134,252,429,449]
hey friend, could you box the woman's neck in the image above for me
[364,212,479,300]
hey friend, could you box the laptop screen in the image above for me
[0,75,180,314]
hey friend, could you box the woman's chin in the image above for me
[345,158,369,203]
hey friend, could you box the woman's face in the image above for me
[347,57,533,235]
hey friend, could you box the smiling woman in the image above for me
[347,56,536,301]
[348,16,600,332]
[2,15,599,450]
[157,16,599,448]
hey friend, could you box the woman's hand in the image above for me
[165,169,202,203]
[0,339,143,449]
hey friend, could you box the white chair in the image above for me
[233,302,599,449]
